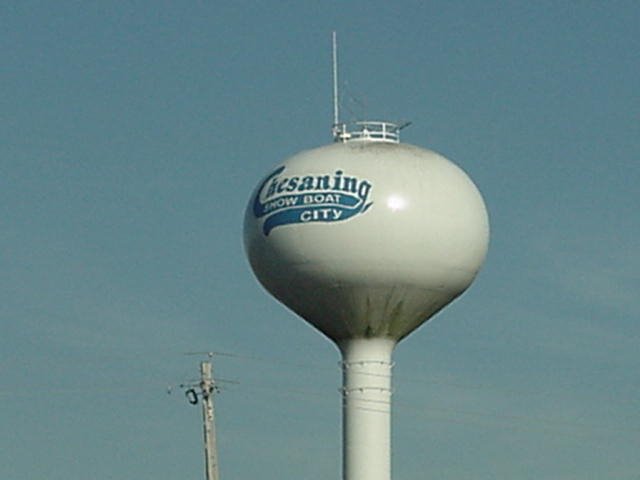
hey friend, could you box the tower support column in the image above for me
[339,338,395,480]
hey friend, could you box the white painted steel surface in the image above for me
[244,141,489,343]
[340,338,394,480]
[244,138,489,480]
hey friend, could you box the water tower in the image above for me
[243,34,489,480]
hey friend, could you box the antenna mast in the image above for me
[332,31,346,142]
[332,31,339,129]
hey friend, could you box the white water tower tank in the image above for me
[243,121,489,480]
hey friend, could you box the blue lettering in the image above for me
[252,165,373,235]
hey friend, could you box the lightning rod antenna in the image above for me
[332,31,342,141]
[332,31,339,127]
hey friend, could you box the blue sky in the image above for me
[1,1,639,479]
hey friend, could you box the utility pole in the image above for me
[199,361,219,480]
[180,358,220,480]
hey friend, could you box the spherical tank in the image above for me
[244,139,489,343]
